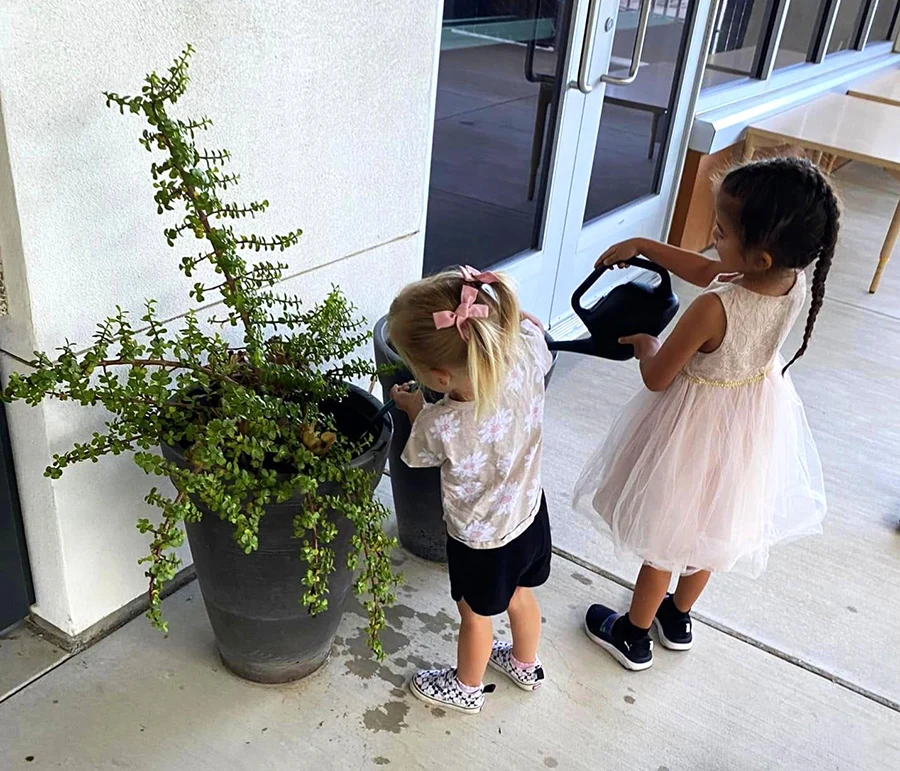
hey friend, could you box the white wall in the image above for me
[0,0,442,636]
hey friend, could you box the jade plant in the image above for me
[1,46,399,655]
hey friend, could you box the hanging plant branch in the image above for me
[1,46,399,657]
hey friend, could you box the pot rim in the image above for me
[163,382,392,472]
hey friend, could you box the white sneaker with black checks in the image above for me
[409,668,494,714]
[488,640,545,691]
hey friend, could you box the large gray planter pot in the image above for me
[373,316,557,563]
[162,384,391,683]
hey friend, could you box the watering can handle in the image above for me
[571,257,672,315]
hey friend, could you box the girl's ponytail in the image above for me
[465,272,521,417]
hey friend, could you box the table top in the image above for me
[747,93,900,171]
[847,68,900,107]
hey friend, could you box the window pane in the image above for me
[868,0,899,43]
[828,0,868,53]
[582,1,695,224]
[774,0,828,70]
[703,0,773,89]
[424,1,572,275]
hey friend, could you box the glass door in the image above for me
[422,1,713,325]
[424,0,580,321]
[549,0,714,328]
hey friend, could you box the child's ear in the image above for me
[756,251,774,271]
[430,368,453,390]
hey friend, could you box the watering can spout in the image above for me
[546,337,595,355]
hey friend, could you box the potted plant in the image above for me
[1,46,399,683]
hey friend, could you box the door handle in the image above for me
[600,0,652,86]
[574,0,604,94]
[525,0,555,85]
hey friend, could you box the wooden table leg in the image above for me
[528,83,552,201]
[742,133,756,162]
[869,194,900,294]
[648,112,660,160]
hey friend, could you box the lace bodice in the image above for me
[684,272,806,385]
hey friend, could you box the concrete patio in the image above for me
[1,162,900,769]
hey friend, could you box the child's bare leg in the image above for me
[507,587,541,663]
[673,570,710,612]
[456,600,493,687]
[628,563,671,628]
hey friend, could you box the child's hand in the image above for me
[619,334,661,361]
[596,238,642,269]
[391,383,424,416]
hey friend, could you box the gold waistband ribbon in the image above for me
[681,367,771,388]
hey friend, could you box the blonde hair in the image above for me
[387,269,521,417]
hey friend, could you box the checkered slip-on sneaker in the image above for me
[487,640,545,691]
[409,668,495,715]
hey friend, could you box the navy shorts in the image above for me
[446,495,552,617]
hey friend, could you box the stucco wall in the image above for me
[0,0,442,636]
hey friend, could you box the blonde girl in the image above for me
[388,266,553,714]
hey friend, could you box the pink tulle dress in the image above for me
[573,272,826,577]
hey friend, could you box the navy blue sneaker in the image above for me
[584,605,653,671]
[653,595,693,651]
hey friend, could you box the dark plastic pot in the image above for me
[162,384,391,683]
[373,316,557,563]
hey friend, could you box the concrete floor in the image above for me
[1,163,899,768]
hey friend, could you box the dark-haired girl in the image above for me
[574,157,839,671]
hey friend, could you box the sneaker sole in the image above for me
[487,658,543,692]
[408,677,483,715]
[583,617,653,672]
[652,618,694,651]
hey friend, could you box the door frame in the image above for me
[0,399,33,632]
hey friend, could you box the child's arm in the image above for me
[597,238,720,288]
[622,293,726,392]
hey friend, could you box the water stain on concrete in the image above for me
[373,758,391,766]
[384,604,417,628]
[391,688,406,699]
[570,573,593,586]
[431,707,446,718]
[415,609,457,635]
[407,654,433,670]
[624,695,636,705]
[363,700,410,734]
[380,626,411,657]
[544,758,559,768]
[341,625,406,687]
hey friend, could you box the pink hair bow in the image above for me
[433,285,489,341]
[459,265,499,285]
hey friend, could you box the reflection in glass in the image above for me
[868,0,900,44]
[773,0,826,70]
[702,0,772,89]
[424,1,570,275]
[582,1,695,224]
[827,0,868,53]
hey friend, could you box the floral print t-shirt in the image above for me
[402,320,553,549]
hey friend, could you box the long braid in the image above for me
[783,166,841,372]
